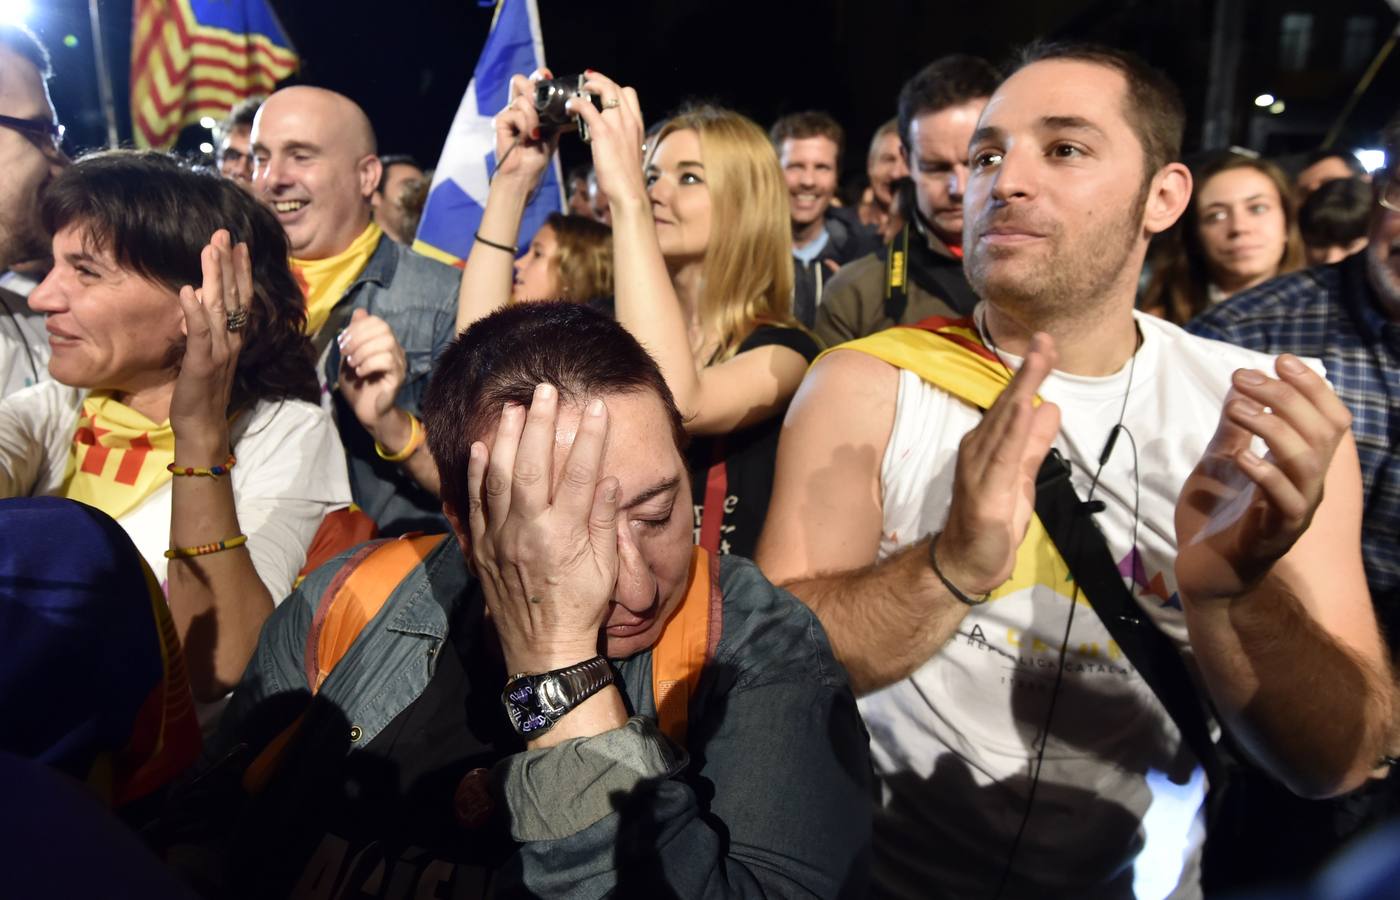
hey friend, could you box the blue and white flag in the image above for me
[413,0,562,267]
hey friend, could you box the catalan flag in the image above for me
[130,0,299,149]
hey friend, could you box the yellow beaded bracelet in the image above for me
[374,411,426,463]
[165,533,248,560]
[167,454,237,477]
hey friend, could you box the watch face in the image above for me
[505,681,551,734]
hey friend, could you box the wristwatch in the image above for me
[501,656,615,737]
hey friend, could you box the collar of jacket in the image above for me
[347,232,400,296]
[382,537,473,642]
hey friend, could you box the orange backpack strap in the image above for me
[651,547,723,746]
[242,532,447,794]
[304,532,447,691]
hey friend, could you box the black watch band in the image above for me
[502,656,614,737]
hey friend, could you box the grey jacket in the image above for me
[217,540,872,898]
[320,236,459,535]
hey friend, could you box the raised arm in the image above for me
[755,337,1061,695]
[1176,356,1395,797]
[165,232,276,701]
[571,73,808,436]
[455,70,560,332]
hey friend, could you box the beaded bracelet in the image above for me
[165,533,248,560]
[167,454,237,478]
[375,411,426,463]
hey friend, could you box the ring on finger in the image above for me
[226,308,249,332]
[602,97,621,110]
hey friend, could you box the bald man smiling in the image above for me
[252,86,459,535]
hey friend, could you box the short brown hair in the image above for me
[1013,41,1185,182]
[422,301,687,521]
[896,55,1000,151]
[769,111,845,168]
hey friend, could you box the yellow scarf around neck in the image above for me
[290,220,383,337]
[62,391,176,521]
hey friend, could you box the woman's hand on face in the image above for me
[571,71,647,210]
[492,69,561,189]
[170,229,247,449]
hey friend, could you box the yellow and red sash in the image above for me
[61,392,176,521]
[290,220,382,337]
[823,317,1071,602]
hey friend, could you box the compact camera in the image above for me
[534,75,603,142]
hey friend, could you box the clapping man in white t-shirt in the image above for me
[757,41,1394,900]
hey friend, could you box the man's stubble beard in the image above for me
[965,180,1149,325]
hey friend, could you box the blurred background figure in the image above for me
[1144,152,1304,323]
[1299,176,1372,265]
[565,162,593,217]
[213,95,261,192]
[1295,148,1369,201]
[511,211,613,306]
[371,153,425,245]
[858,118,908,240]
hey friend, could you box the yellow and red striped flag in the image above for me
[130,0,298,149]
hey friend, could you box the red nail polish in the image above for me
[530,127,541,141]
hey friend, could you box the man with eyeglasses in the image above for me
[0,24,65,398]
[214,96,261,192]
[1188,112,1400,892]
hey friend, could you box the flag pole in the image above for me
[87,0,121,148]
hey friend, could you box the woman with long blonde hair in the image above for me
[574,77,818,559]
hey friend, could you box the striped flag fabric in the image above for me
[130,0,299,149]
[413,0,563,268]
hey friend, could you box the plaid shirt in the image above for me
[1188,253,1400,639]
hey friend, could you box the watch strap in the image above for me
[552,655,614,706]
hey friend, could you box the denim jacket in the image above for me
[216,540,872,897]
[320,237,459,535]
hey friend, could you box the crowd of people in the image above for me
[1,18,1399,900]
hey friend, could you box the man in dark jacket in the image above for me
[172,302,872,899]
[814,55,1001,346]
[771,111,880,327]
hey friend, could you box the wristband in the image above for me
[166,533,248,559]
[474,232,519,255]
[167,454,237,477]
[929,531,990,606]
[374,411,426,463]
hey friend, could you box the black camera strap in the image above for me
[883,218,980,324]
[1033,449,1227,810]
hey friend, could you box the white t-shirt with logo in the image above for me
[861,307,1319,900]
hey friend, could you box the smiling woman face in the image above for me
[645,128,713,265]
[27,224,184,398]
[1195,166,1289,294]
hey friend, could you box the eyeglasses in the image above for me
[217,146,251,168]
[0,114,65,150]
[1380,174,1400,214]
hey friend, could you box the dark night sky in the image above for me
[30,0,1400,183]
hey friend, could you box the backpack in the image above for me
[244,536,721,793]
